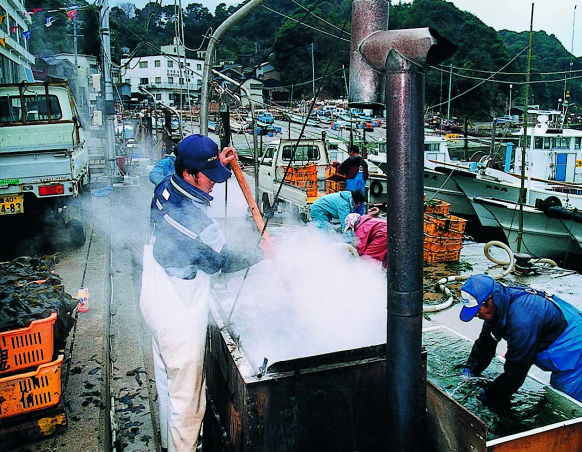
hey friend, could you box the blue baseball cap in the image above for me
[459,275,495,322]
[176,134,231,183]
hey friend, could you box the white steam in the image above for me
[215,226,388,374]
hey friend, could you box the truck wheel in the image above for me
[67,219,86,248]
[262,195,274,219]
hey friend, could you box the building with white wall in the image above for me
[0,0,34,83]
[120,40,203,108]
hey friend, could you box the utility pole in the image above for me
[517,3,535,253]
[73,17,78,101]
[507,83,513,116]
[446,64,453,120]
[311,42,315,99]
[200,0,264,135]
[100,0,115,177]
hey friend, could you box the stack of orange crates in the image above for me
[423,200,467,263]
[324,165,345,194]
[283,164,318,198]
[0,312,64,420]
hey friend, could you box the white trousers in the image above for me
[140,245,210,452]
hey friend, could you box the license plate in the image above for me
[0,195,24,215]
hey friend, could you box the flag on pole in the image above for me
[66,10,78,21]
[0,38,6,47]
[22,31,31,40]
[45,16,55,27]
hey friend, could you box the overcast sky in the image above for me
[122,0,582,56]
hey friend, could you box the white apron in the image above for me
[140,242,214,452]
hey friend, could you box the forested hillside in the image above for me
[24,0,582,119]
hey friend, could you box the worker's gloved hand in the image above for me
[461,368,476,379]
[478,388,511,411]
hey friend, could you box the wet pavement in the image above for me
[3,152,582,450]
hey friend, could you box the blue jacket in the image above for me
[151,174,259,279]
[149,155,176,186]
[310,191,356,228]
[467,281,568,401]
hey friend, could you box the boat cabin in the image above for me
[513,109,582,183]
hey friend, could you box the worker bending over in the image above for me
[344,212,388,266]
[459,274,581,404]
[310,190,366,236]
[338,145,368,192]
[140,134,261,451]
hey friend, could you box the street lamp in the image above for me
[508,83,513,116]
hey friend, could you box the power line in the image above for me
[435,64,582,76]
[427,45,529,111]
[289,0,350,36]
[262,5,350,43]
[430,64,582,85]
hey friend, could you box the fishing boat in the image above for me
[285,112,321,128]
[367,135,476,216]
[473,197,582,260]
[433,109,582,227]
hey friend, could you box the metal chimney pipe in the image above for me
[385,49,426,452]
[353,24,455,452]
[349,0,388,110]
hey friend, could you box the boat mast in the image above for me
[517,3,535,253]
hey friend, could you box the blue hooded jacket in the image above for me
[464,276,567,401]
[150,174,260,279]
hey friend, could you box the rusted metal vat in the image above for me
[425,327,582,452]
[204,302,427,451]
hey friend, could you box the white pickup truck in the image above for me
[0,81,89,246]
[258,139,331,220]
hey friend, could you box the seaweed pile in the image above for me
[0,256,77,348]
[423,329,574,440]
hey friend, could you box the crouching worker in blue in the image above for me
[140,134,262,451]
[309,190,366,237]
[459,274,582,405]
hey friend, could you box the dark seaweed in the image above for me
[423,329,577,440]
[0,256,77,348]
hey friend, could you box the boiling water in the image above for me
[423,329,578,440]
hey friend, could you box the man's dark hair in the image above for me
[349,145,360,154]
[351,190,366,204]
[175,156,199,178]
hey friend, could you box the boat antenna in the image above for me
[517,2,535,253]
[562,4,577,127]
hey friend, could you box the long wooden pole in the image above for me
[230,159,271,247]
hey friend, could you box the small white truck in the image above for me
[0,81,89,246]
[257,139,331,220]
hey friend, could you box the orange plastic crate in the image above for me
[424,235,463,252]
[424,214,467,235]
[424,248,461,264]
[0,355,63,419]
[0,312,56,376]
[424,200,450,216]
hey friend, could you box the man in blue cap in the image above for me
[458,274,581,405]
[140,134,261,451]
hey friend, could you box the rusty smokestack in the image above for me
[349,0,388,111]
[352,16,456,451]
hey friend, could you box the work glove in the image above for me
[477,388,511,411]
[461,368,476,379]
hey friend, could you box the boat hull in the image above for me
[474,198,581,260]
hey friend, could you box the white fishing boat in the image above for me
[285,112,321,128]
[367,135,475,216]
[436,109,582,227]
[474,197,582,260]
